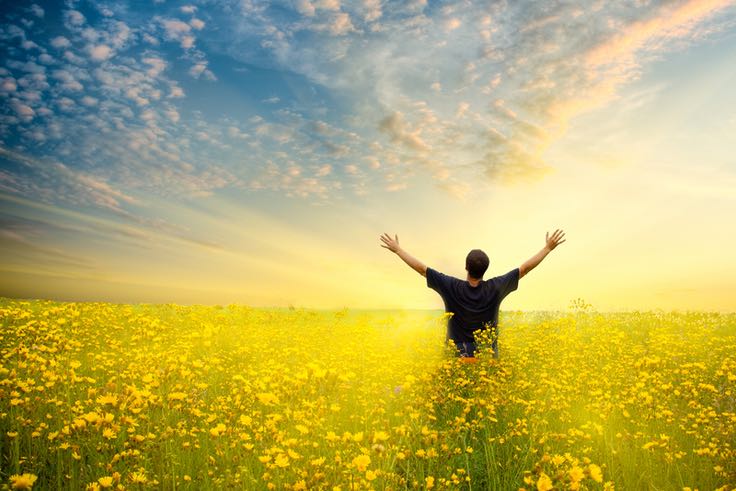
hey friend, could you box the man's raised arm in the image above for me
[379,233,428,277]
[519,229,566,279]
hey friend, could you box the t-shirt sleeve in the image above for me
[426,267,452,296]
[495,268,520,298]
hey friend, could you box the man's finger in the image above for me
[557,239,566,245]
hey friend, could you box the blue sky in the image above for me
[1,0,735,309]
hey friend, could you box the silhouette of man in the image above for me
[380,230,566,358]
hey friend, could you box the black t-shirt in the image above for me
[426,267,520,343]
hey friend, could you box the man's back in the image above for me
[426,267,519,343]
[379,229,565,357]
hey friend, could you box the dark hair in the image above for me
[466,249,489,279]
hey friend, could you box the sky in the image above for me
[1,0,735,311]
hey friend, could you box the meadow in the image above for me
[0,299,734,490]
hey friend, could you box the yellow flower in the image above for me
[129,470,147,484]
[257,392,279,405]
[365,470,377,481]
[274,454,290,468]
[10,473,38,490]
[98,476,114,488]
[96,394,117,406]
[352,454,371,472]
[209,423,226,437]
[537,473,553,491]
[569,465,584,483]
[425,476,435,489]
[588,464,603,483]
[373,430,389,442]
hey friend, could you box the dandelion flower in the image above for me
[10,473,38,490]
[588,464,603,483]
[537,473,553,491]
[98,476,114,488]
[352,454,371,472]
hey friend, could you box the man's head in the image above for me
[466,249,489,280]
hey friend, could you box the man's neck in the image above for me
[467,275,482,287]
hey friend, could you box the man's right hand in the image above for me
[545,229,566,251]
[380,233,401,253]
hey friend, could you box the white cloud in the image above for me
[315,12,355,35]
[316,164,332,176]
[140,109,156,121]
[64,10,86,27]
[161,18,192,38]
[11,100,35,120]
[189,62,206,78]
[109,21,131,49]
[190,18,205,30]
[295,0,316,17]
[164,107,180,123]
[169,85,185,98]
[143,56,167,77]
[181,5,197,14]
[57,97,75,110]
[181,36,195,49]
[362,0,382,22]
[89,44,113,62]
[444,18,461,31]
[81,96,98,106]
[189,61,216,80]
[317,0,341,11]
[52,70,83,91]
[378,112,429,152]
[1,77,18,92]
[50,36,71,49]
[63,50,86,65]
[29,4,44,17]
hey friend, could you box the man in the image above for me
[379,229,566,359]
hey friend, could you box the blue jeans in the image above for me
[455,341,476,358]
[453,338,500,359]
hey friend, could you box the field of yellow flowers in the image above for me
[1,299,734,490]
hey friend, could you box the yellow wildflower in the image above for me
[537,473,553,491]
[588,464,603,483]
[98,476,113,488]
[352,454,371,472]
[10,473,38,490]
